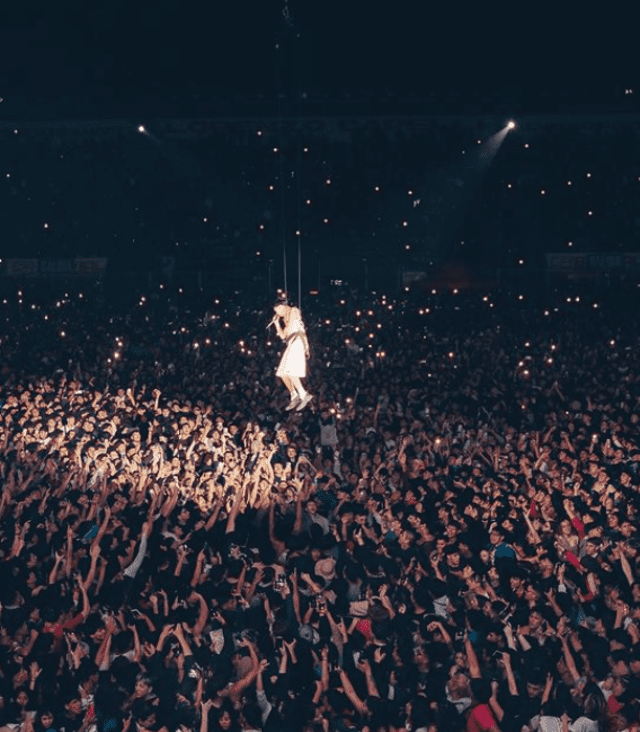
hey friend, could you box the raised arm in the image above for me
[225,639,260,701]
[616,543,635,586]
[293,490,305,535]
[204,495,224,531]
[226,485,243,534]
[500,652,519,697]
[268,501,285,556]
[337,666,368,717]
[82,538,102,590]
[189,591,209,639]
[49,550,64,585]
[559,634,581,683]
[130,623,142,663]
[358,658,380,699]
[464,629,483,679]
[95,615,116,670]
[173,623,194,658]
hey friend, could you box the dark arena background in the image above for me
[1,4,640,732]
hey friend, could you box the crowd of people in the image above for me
[1,279,640,732]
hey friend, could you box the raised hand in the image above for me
[104,614,119,634]
[284,638,297,655]
[373,647,386,664]
[200,699,214,715]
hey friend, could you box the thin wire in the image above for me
[295,33,303,312]
[275,0,299,302]
[274,47,287,297]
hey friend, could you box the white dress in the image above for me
[276,317,307,378]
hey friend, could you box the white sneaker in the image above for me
[286,395,301,411]
[296,393,313,411]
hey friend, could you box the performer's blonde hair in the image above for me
[282,305,301,328]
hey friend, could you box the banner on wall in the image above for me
[3,258,107,278]
[402,271,427,285]
[546,253,640,274]
[6,259,38,276]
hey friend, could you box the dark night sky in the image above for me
[0,1,637,118]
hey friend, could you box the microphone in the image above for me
[266,315,278,330]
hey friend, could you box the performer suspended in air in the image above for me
[270,297,313,411]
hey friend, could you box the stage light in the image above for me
[507,121,516,129]
[138,126,145,133]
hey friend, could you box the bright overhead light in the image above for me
[507,121,516,129]
[138,125,145,133]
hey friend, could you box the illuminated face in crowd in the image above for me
[607,514,620,530]
[446,551,461,568]
[524,585,540,603]
[66,698,83,716]
[528,610,543,631]
[134,678,152,698]
[502,518,515,533]
[620,520,635,537]
[539,557,554,575]
[445,524,458,540]
[526,680,544,698]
